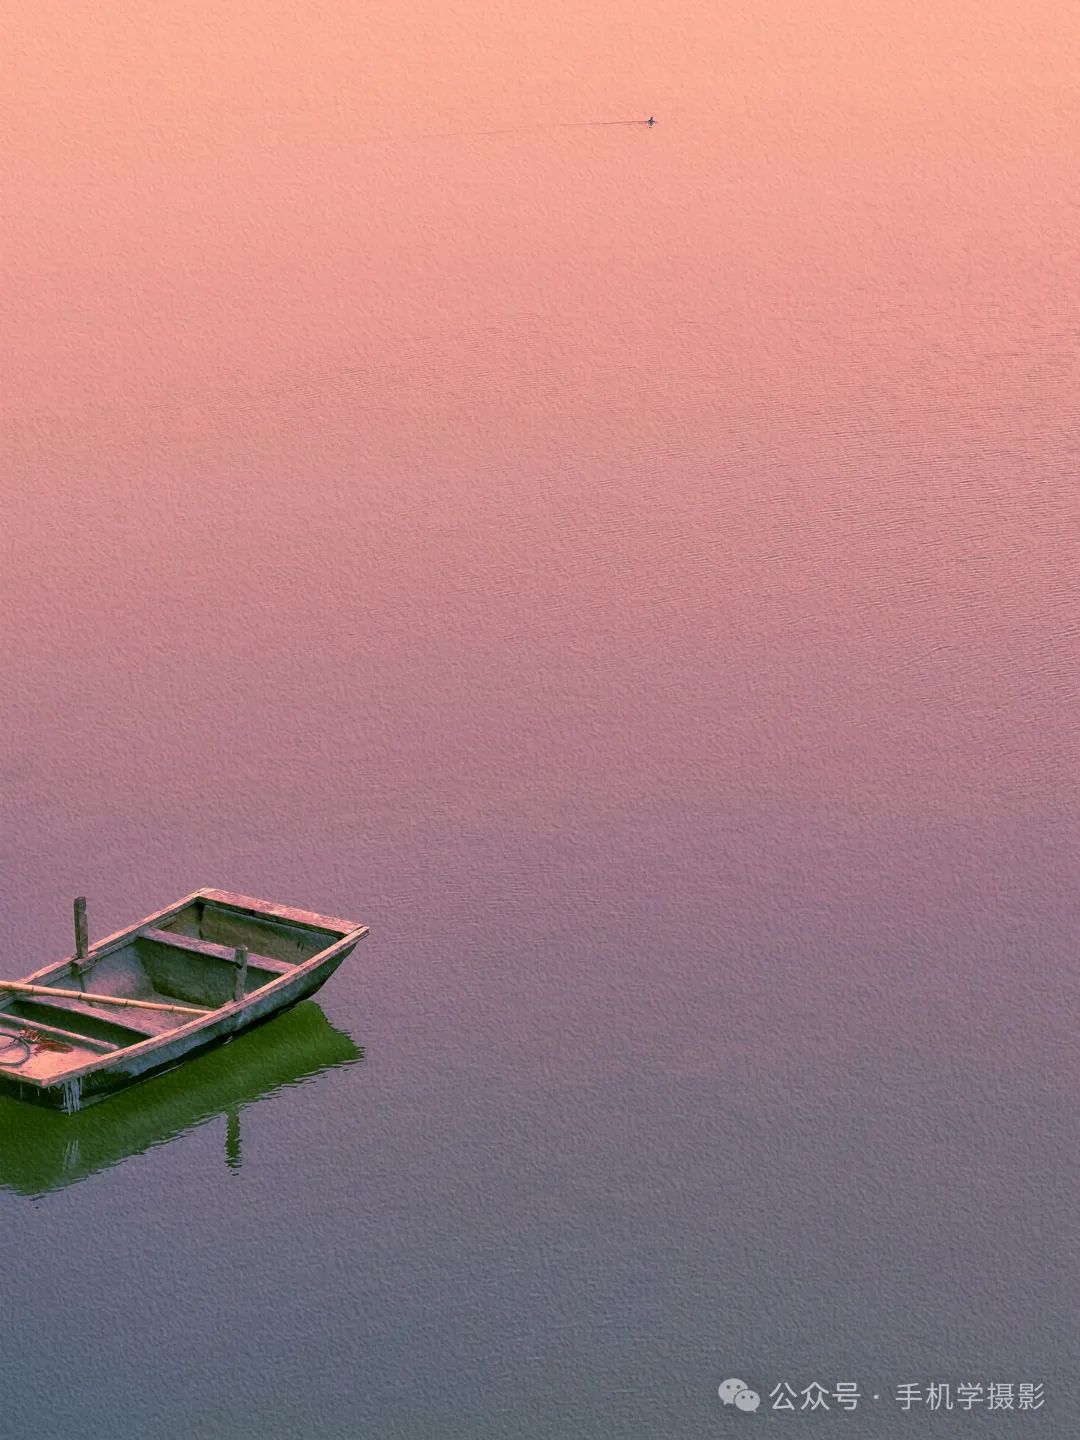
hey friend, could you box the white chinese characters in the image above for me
[733,1378,1049,1415]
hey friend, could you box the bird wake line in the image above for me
[491,117,657,134]
[366,117,658,143]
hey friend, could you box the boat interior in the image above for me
[0,897,336,1083]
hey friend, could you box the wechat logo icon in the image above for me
[719,1378,761,1413]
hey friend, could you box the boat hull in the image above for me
[0,944,356,1109]
[0,889,368,1111]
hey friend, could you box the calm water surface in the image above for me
[3,3,1079,1435]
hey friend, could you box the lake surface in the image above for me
[3,3,1078,1435]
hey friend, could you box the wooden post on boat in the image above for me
[233,946,248,1003]
[73,897,88,973]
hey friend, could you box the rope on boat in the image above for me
[0,1033,33,1066]
[0,1029,84,1107]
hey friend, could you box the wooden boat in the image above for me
[0,888,369,1111]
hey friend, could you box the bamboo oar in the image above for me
[0,981,208,1017]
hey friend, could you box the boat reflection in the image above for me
[0,1002,362,1197]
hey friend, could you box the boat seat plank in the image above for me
[0,1010,120,1054]
[138,927,294,976]
[8,995,163,1041]
[3,996,162,1054]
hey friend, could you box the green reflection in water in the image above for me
[0,1001,362,1198]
